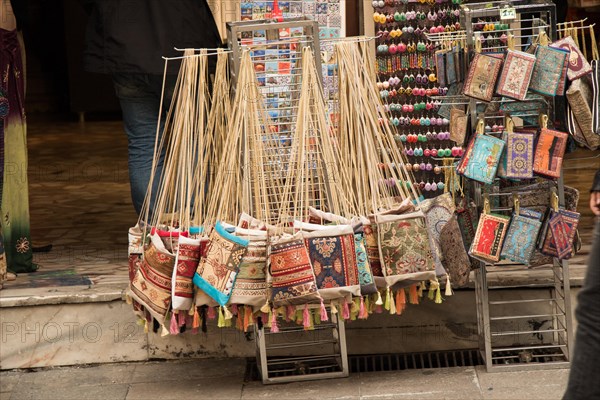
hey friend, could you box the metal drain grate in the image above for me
[245,349,484,381]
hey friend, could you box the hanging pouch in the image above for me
[172,235,203,311]
[469,196,510,264]
[374,210,436,288]
[458,119,505,185]
[566,78,600,150]
[497,118,535,180]
[420,193,455,280]
[193,222,249,307]
[539,192,581,260]
[496,35,537,101]
[529,44,570,97]
[533,117,568,179]
[500,196,543,265]
[550,35,592,81]
[268,232,322,307]
[463,51,504,102]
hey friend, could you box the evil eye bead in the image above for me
[393,117,400,126]
[419,162,426,170]
[382,81,390,89]
[437,181,445,190]
[425,131,433,141]
[425,162,433,171]
[394,11,402,21]
[409,74,415,83]
[442,118,449,125]
[408,104,414,112]
[429,73,437,82]
[419,181,426,190]
[402,26,409,34]
[451,146,460,157]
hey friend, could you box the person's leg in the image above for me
[564,219,600,399]
[112,73,172,217]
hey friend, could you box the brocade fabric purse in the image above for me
[374,211,436,288]
[566,78,600,150]
[228,227,268,309]
[496,49,536,101]
[457,132,505,185]
[550,36,592,81]
[439,215,471,288]
[463,53,503,102]
[497,131,535,180]
[193,222,249,307]
[420,193,455,278]
[469,212,510,264]
[268,233,322,307]
[450,108,468,146]
[539,209,581,260]
[172,235,204,311]
[533,128,568,179]
[500,209,543,265]
[529,46,569,96]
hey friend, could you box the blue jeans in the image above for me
[564,218,600,399]
[112,73,176,216]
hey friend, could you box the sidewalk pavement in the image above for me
[0,358,569,400]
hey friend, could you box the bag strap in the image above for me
[591,25,599,61]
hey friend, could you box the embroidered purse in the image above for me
[420,193,455,279]
[457,120,505,185]
[439,215,471,288]
[269,232,322,307]
[533,125,568,179]
[496,49,536,101]
[539,208,581,260]
[498,130,535,180]
[193,222,249,307]
[566,77,600,150]
[435,49,448,87]
[172,235,204,311]
[550,35,592,81]
[469,198,510,264]
[529,45,569,96]
[500,204,543,265]
[463,52,503,102]
[374,210,436,288]
[450,108,468,146]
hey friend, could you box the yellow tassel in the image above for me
[417,281,424,297]
[223,306,233,320]
[217,307,225,328]
[125,295,133,305]
[331,303,338,314]
[260,301,270,314]
[244,306,252,332]
[384,288,391,311]
[428,282,436,301]
[389,291,396,314]
[409,284,419,305]
[143,320,149,333]
[136,318,145,326]
[315,308,322,325]
[266,309,272,328]
[160,324,169,337]
[375,291,384,305]
[351,298,360,313]
[365,295,372,313]
[445,275,453,297]
[435,286,442,304]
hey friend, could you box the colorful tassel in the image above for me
[375,291,384,305]
[236,309,244,331]
[231,304,239,316]
[170,313,180,335]
[286,305,295,321]
[244,306,252,332]
[192,308,200,329]
[217,307,225,328]
[351,298,360,313]
[223,306,233,320]
[417,282,424,297]
[303,305,311,330]
[375,304,383,314]
[188,303,196,316]
[178,311,186,327]
[409,284,419,304]
[366,296,373,313]
[270,309,279,333]
[384,288,391,311]
[359,297,368,319]
[125,295,133,305]
[260,301,270,314]
[143,320,149,334]
[342,301,351,320]
[396,289,406,315]
[161,324,169,337]
[428,283,436,301]
[435,286,442,304]
[445,275,453,296]
[207,306,216,320]
[320,301,329,322]
[331,303,338,314]
[389,292,396,314]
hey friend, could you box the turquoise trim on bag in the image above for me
[189,226,204,235]
[193,273,231,307]
[215,221,249,247]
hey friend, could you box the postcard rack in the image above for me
[458,0,574,372]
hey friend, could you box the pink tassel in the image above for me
[303,306,311,329]
[178,312,186,327]
[320,301,329,322]
[375,304,383,314]
[207,306,216,320]
[342,301,350,320]
[359,297,368,319]
[232,304,239,316]
[286,305,295,321]
[169,313,179,335]
[270,310,279,333]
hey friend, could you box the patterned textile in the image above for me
[269,233,322,307]
[470,213,510,264]
[501,209,543,265]
[496,50,536,101]
[435,49,447,87]
[530,46,569,96]
[172,235,203,311]
[463,53,503,102]
[304,225,361,300]
[566,78,600,150]
[129,233,176,324]
[228,228,268,309]
[353,228,378,295]
[533,128,568,179]
[456,198,478,252]
[193,222,249,307]
[363,222,384,279]
[550,36,592,81]
[539,209,580,260]
[592,60,600,134]
[374,211,436,287]
[439,215,471,288]
[497,131,535,179]
[420,193,455,278]
[458,133,505,185]
[450,108,468,146]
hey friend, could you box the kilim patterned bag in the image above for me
[435,49,448,87]
[469,197,510,264]
[193,222,249,307]
[420,193,455,279]
[363,221,385,288]
[566,78,600,150]
[497,130,535,180]
[228,227,268,309]
[496,48,536,101]
[539,209,581,260]
[500,207,543,265]
[172,235,205,311]
[566,100,592,148]
[374,210,436,288]
[129,232,176,325]
[439,215,471,288]
[463,52,503,102]
[529,45,569,97]
[457,120,505,185]
[533,127,568,179]
[268,233,322,307]
[550,35,592,81]
[303,225,362,301]
[456,197,478,252]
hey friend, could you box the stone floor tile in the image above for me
[0,373,21,392]
[130,359,246,383]
[17,363,136,387]
[7,383,130,400]
[126,378,242,400]
[242,376,360,399]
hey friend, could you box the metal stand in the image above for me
[254,308,349,384]
[461,0,573,372]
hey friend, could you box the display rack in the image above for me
[459,0,574,372]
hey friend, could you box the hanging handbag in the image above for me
[592,59,600,134]
[566,77,600,150]
[439,215,471,288]
[533,118,568,179]
[457,119,505,185]
[496,35,537,101]
[420,193,455,280]
[550,35,592,81]
[529,37,570,97]
[463,47,504,102]
[500,196,543,265]
[538,192,581,260]
[469,196,511,264]
[497,118,535,180]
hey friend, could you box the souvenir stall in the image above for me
[123,0,599,384]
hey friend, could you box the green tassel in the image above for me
[218,306,225,328]
[384,288,391,311]
[435,287,442,304]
